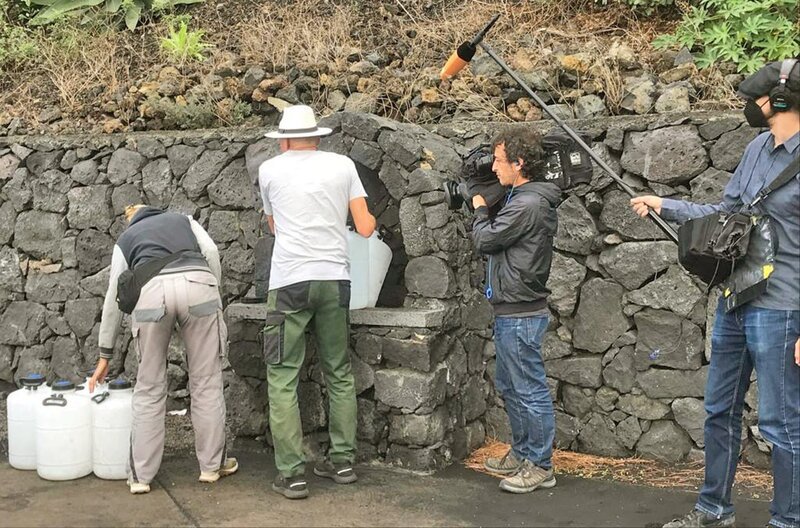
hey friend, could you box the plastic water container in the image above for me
[347,228,392,310]
[91,379,134,480]
[76,377,107,400]
[7,374,50,470]
[36,380,92,481]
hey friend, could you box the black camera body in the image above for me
[444,130,593,212]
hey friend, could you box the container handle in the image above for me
[91,391,110,404]
[42,394,67,407]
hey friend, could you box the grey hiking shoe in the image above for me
[663,510,736,527]
[313,460,358,484]
[272,474,309,499]
[499,460,556,493]
[484,449,523,475]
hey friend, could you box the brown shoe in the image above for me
[499,460,556,493]
[484,449,523,475]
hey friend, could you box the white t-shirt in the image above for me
[258,150,367,289]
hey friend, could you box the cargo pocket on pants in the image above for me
[338,280,351,308]
[262,312,285,365]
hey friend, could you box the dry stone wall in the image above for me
[0,110,770,470]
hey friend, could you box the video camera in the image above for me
[444,130,594,213]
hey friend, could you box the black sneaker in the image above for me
[662,510,736,528]
[313,460,358,484]
[272,474,309,499]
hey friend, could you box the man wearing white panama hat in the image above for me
[257,105,376,499]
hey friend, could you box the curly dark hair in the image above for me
[491,127,545,180]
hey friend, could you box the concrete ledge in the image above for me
[225,303,445,328]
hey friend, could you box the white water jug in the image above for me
[347,228,392,310]
[76,377,107,401]
[7,374,49,470]
[36,380,92,481]
[91,378,133,480]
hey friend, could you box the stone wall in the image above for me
[0,110,770,469]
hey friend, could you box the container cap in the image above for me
[21,373,46,387]
[51,380,76,391]
[108,379,132,390]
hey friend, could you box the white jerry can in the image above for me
[91,378,134,480]
[347,228,392,310]
[7,374,50,470]
[36,380,93,481]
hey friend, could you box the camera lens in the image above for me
[443,181,465,210]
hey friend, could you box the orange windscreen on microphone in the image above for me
[440,42,477,80]
[440,54,469,80]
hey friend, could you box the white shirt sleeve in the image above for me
[348,160,368,200]
[98,245,129,352]
[188,217,222,283]
[258,163,273,216]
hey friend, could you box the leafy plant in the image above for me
[27,0,204,30]
[159,18,209,63]
[653,0,800,73]
[0,22,37,67]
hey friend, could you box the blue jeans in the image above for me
[696,299,799,528]
[493,314,554,470]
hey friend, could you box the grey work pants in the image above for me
[128,270,228,484]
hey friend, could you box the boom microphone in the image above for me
[440,14,501,80]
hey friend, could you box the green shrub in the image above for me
[159,18,209,63]
[0,0,38,68]
[653,0,800,73]
[27,0,204,30]
[149,95,252,129]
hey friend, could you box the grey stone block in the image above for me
[636,420,693,463]
[389,406,448,446]
[374,366,446,413]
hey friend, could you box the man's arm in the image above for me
[471,196,533,254]
[267,215,275,235]
[97,245,129,358]
[189,217,222,283]
[632,143,753,223]
[349,197,376,237]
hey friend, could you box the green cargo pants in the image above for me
[262,280,356,477]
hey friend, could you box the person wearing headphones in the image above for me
[632,59,800,528]
[471,128,562,494]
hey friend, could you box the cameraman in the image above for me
[471,128,562,494]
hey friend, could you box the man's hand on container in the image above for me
[89,357,109,393]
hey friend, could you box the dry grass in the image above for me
[39,32,119,112]
[235,0,359,71]
[1,0,735,127]
[0,21,151,122]
[466,439,773,499]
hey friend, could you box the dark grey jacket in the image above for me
[118,207,206,271]
[472,182,562,315]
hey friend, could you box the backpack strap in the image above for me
[750,155,800,207]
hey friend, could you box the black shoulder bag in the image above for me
[116,250,192,314]
[678,157,799,287]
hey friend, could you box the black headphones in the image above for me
[769,58,799,112]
